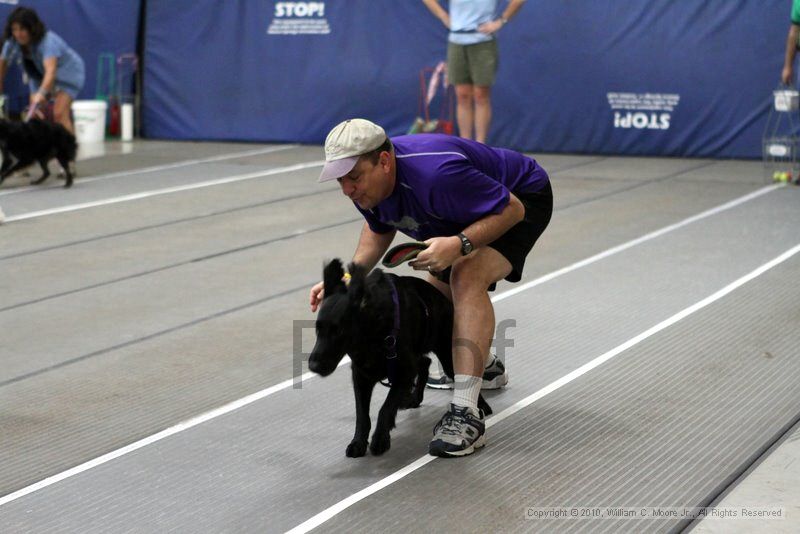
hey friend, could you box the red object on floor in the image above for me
[108,98,120,136]
[413,63,455,136]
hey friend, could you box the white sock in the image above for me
[452,374,482,410]
[484,353,495,369]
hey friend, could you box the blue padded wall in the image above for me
[143,1,787,158]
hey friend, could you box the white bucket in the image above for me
[71,100,108,143]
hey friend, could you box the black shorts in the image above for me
[438,181,553,291]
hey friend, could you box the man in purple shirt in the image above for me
[309,119,552,457]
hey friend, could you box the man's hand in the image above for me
[30,91,47,107]
[478,19,504,34]
[409,236,462,273]
[783,65,794,86]
[309,281,324,312]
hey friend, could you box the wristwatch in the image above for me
[458,233,473,255]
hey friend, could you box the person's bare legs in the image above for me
[473,85,492,144]
[53,92,75,134]
[455,84,475,140]
[425,266,498,370]
[428,247,512,456]
[449,248,512,378]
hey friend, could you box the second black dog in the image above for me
[0,119,77,188]
[308,259,491,457]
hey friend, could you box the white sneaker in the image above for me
[426,359,454,389]
[426,356,509,390]
[429,403,487,457]
[481,355,509,390]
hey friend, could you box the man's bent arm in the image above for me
[412,194,525,272]
[352,223,396,271]
[461,193,525,248]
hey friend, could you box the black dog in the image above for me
[308,259,491,457]
[0,119,77,188]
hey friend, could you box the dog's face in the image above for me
[308,259,362,376]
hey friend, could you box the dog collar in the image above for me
[384,275,400,358]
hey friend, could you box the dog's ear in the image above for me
[346,262,368,303]
[323,259,346,296]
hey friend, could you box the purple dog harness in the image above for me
[381,275,431,388]
[381,276,401,387]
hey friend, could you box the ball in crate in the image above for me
[773,171,791,183]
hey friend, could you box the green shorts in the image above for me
[447,39,498,87]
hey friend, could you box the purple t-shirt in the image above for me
[356,134,549,240]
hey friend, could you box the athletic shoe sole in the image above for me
[426,380,454,390]
[427,374,509,390]
[481,372,508,390]
[429,434,487,457]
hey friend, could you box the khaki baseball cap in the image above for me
[318,119,387,182]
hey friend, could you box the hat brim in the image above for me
[318,156,360,183]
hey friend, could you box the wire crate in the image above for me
[763,86,800,184]
[763,136,798,183]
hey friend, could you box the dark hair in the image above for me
[360,137,393,165]
[4,7,46,44]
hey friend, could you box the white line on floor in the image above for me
[0,144,298,196]
[0,183,781,507]
[5,160,325,222]
[0,361,350,508]
[285,240,800,534]
[494,184,783,302]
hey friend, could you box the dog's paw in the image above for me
[369,433,391,455]
[346,440,368,458]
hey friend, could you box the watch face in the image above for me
[460,234,473,255]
